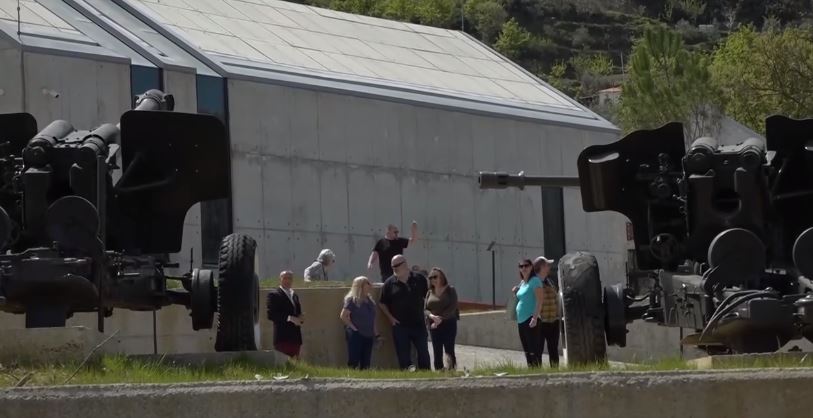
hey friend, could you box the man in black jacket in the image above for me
[379,255,430,370]
[266,270,303,359]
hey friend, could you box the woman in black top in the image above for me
[424,267,459,371]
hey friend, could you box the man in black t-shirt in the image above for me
[367,221,418,281]
[379,254,430,370]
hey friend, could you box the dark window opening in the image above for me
[541,187,566,274]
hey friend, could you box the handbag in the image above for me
[506,293,518,321]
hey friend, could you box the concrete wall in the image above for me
[225,78,623,308]
[0,50,131,127]
[3,369,813,418]
[456,310,706,362]
[0,286,399,368]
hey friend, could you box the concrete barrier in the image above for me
[2,368,812,418]
[0,286,400,368]
[456,310,708,362]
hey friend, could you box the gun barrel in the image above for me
[478,171,581,189]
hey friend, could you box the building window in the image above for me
[130,65,162,107]
[196,75,232,267]
[541,187,566,269]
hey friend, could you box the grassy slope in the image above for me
[2,353,812,388]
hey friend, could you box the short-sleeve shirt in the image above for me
[515,276,542,323]
[343,297,376,338]
[379,272,428,327]
[373,237,409,278]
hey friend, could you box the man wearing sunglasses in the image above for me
[367,221,419,281]
[378,254,431,370]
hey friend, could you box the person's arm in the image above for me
[409,220,418,243]
[379,303,399,326]
[340,303,357,331]
[440,287,459,321]
[304,265,313,282]
[378,282,399,325]
[531,286,544,328]
[367,251,378,270]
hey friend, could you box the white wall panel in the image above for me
[229,80,289,156]
[373,100,407,168]
[451,242,478,300]
[0,44,22,113]
[164,69,197,113]
[262,156,293,230]
[288,88,320,159]
[291,231,323,278]
[519,187,544,248]
[23,53,130,129]
[231,154,264,229]
[471,117,497,172]
[320,164,349,234]
[316,92,348,163]
[264,230,293,280]
[344,95,382,166]
[289,161,321,232]
[448,178,477,242]
[347,168,399,235]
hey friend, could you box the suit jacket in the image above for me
[266,287,303,345]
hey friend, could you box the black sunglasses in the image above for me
[428,275,438,280]
[519,263,531,268]
[391,261,405,269]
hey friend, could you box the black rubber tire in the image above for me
[214,233,260,352]
[558,251,608,366]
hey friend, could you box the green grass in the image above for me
[2,353,812,388]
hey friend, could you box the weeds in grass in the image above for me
[1,352,811,388]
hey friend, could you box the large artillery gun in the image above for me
[0,90,260,352]
[479,117,813,364]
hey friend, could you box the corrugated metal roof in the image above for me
[120,0,615,130]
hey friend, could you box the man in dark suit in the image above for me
[266,270,304,359]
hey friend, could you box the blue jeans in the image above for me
[346,328,374,369]
[392,324,430,370]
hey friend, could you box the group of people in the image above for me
[512,256,561,368]
[267,220,560,371]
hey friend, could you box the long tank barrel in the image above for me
[478,171,581,189]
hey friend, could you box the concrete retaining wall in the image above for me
[2,369,812,418]
[457,310,706,362]
[0,286,399,369]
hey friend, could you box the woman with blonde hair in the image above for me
[339,276,379,369]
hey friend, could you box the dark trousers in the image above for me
[346,328,374,369]
[518,317,542,367]
[429,319,457,370]
[392,324,430,370]
[540,320,560,368]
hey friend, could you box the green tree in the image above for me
[711,25,813,134]
[464,0,507,43]
[570,53,614,98]
[494,18,532,60]
[618,26,721,142]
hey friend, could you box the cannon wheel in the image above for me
[214,233,261,352]
[558,251,608,366]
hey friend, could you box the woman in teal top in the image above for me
[512,258,544,367]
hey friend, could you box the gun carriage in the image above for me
[0,90,260,352]
[479,117,813,363]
